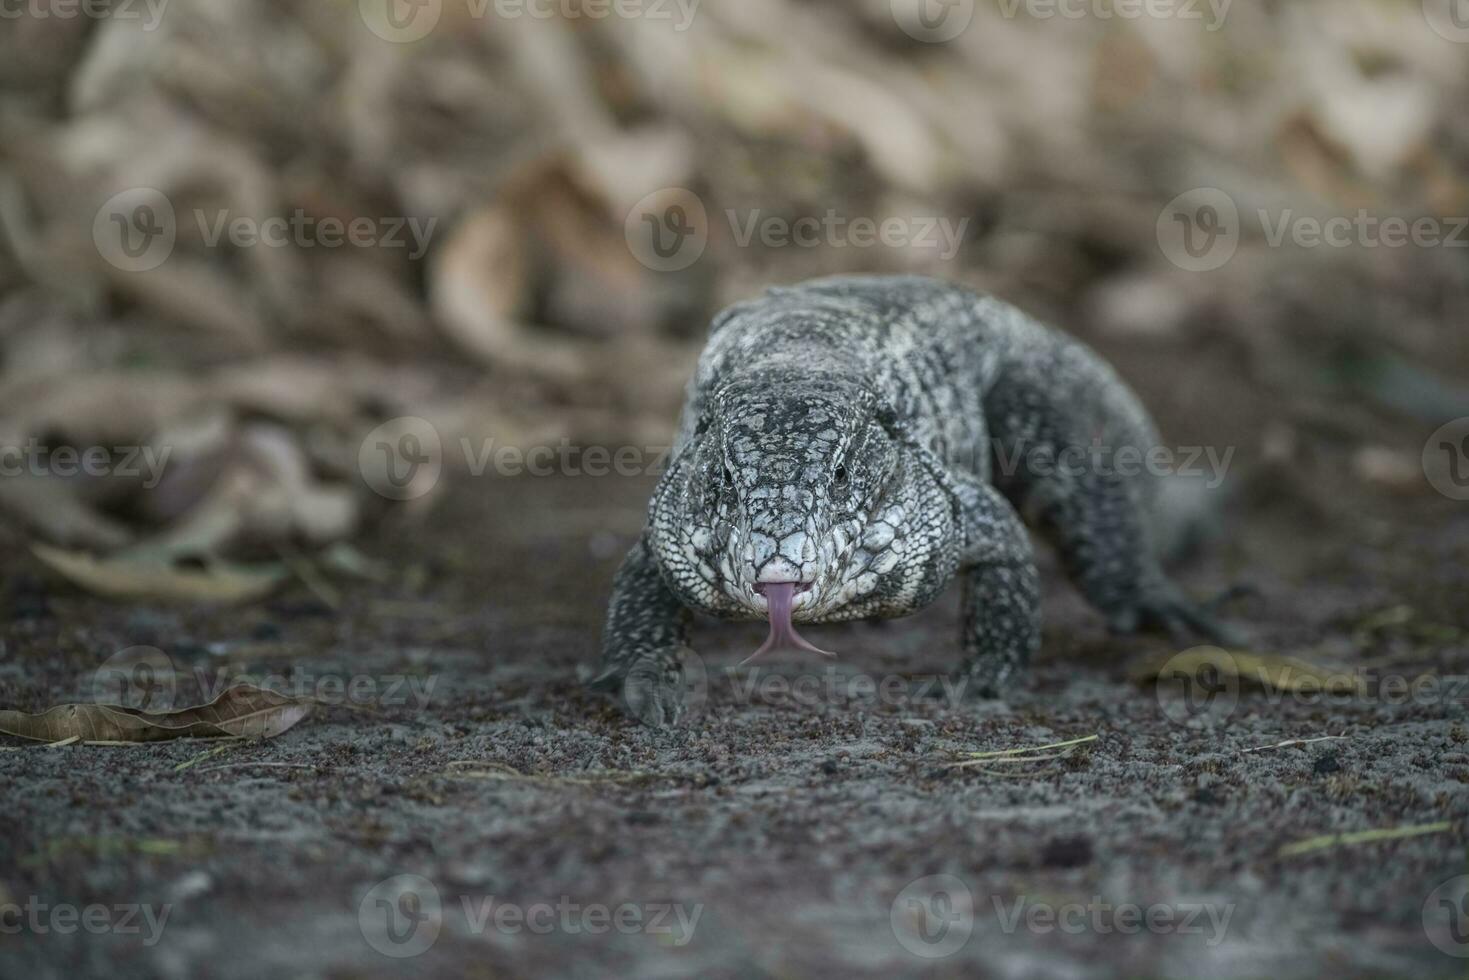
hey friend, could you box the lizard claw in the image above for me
[1111,584,1246,647]
[953,657,1019,700]
[588,647,693,728]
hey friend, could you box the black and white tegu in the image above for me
[590,275,1236,726]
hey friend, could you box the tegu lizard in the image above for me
[590,275,1236,726]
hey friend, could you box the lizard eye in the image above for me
[833,464,849,487]
[722,465,736,487]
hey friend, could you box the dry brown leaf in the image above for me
[1136,648,1366,697]
[32,544,287,604]
[0,472,134,551]
[0,685,312,743]
[430,205,531,361]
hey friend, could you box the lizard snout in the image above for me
[755,556,811,586]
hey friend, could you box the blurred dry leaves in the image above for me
[0,0,1465,597]
[0,684,313,743]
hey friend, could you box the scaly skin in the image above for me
[589,275,1236,726]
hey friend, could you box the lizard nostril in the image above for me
[755,582,812,596]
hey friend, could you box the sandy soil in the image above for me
[3,405,1469,979]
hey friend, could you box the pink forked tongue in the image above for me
[740,582,837,666]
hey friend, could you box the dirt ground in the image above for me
[3,381,1469,979]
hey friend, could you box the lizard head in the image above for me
[649,368,956,660]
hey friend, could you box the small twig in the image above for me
[962,734,1099,759]
[175,742,242,772]
[943,734,1099,772]
[1278,821,1452,858]
[1242,735,1348,754]
[198,762,318,773]
[443,760,676,786]
[370,600,447,618]
[277,545,341,611]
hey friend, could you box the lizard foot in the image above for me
[587,647,692,728]
[1108,584,1246,647]
[952,653,1025,701]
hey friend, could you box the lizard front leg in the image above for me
[1026,468,1240,644]
[587,536,693,727]
[949,470,1042,697]
[981,338,1242,647]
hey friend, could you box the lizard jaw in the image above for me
[741,582,836,666]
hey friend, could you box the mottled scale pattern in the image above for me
[590,275,1236,726]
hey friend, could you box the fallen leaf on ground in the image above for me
[32,544,287,604]
[0,685,312,743]
[1135,648,1366,697]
